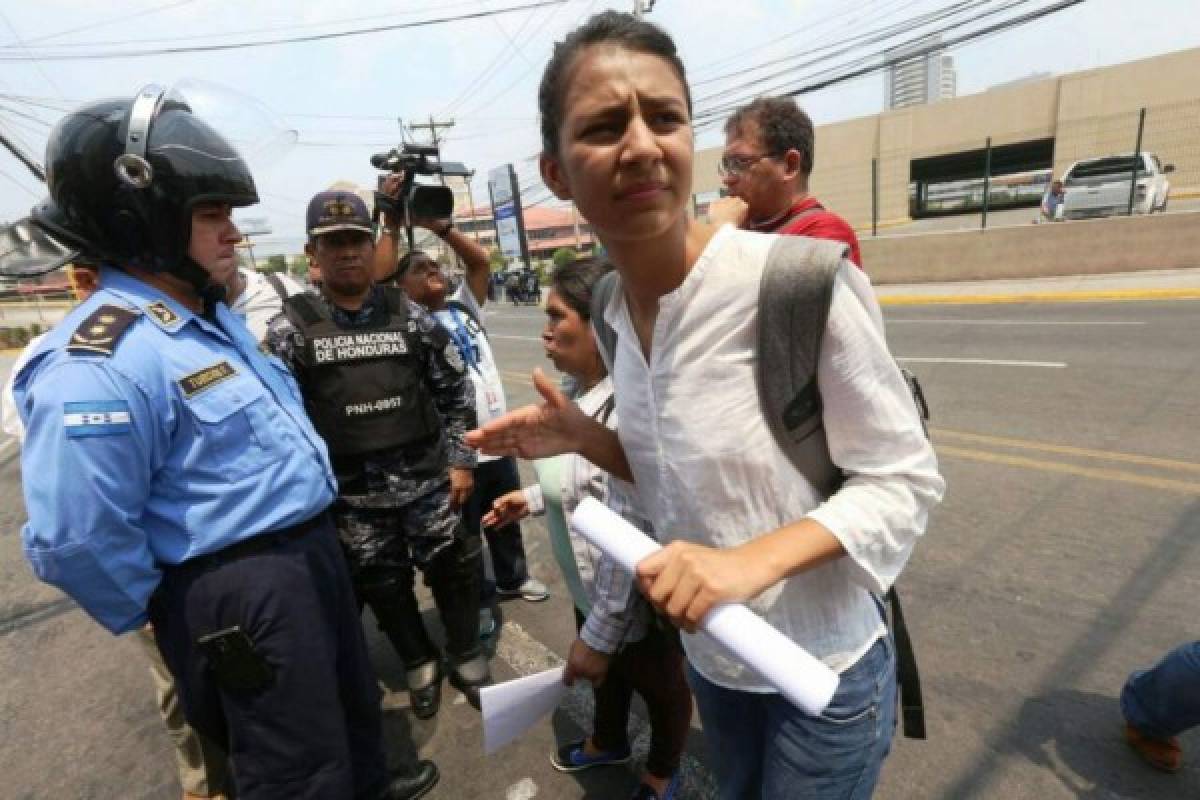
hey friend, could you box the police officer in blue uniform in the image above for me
[7,86,438,800]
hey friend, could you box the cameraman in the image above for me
[374,176,551,626]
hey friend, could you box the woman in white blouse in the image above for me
[469,11,943,800]
[484,258,691,800]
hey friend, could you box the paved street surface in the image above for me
[2,286,1199,799]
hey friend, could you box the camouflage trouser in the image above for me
[334,480,462,576]
[333,481,483,666]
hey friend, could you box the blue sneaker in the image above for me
[479,607,497,639]
[549,739,632,772]
[629,772,681,800]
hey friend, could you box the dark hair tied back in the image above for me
[538,10,691,157]
[550,255,614,321]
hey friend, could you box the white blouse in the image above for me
[602,225,944,691]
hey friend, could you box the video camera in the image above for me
[370,143,471,248]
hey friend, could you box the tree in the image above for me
[551,247,577,271]
[488,247,506,271]
[264,254,287,274]
[289,255,308,280]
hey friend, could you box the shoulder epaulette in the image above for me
[67,304,139,356]
[283,293,327,326]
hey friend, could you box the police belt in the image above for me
[173,512,330,574]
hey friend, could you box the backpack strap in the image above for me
[264,272,290,303]
[747,202,825,233]
[756,235,847,498]
[445,297,488,341]
[283,292,327,327]
[589,270,621,374]
[886,586,926,739]
[758,234,927,740]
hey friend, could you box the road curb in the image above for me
[877,287,1200,306]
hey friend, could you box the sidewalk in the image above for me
[875,267,1200,305]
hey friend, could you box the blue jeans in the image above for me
[688,636,896,800]
[1121,641,1200,738]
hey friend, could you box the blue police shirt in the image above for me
[14,267,336,635]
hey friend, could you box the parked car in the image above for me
[1060,152,1174,220]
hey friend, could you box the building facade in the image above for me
[453,204,596,261]
[885,35,957,110]
[693,46,1200,229]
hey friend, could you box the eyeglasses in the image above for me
[717,152,774,178]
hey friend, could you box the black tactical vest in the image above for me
[283,288,440,457]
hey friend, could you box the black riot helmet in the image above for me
[30,84,259,289]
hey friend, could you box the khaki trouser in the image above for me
[135,625,230,797]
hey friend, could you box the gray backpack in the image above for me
[589,235,929,739]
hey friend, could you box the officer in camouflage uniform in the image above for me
[267,190,491,718]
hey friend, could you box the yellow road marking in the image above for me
[494,378,1200,494]
[932,428,1200,474]
[878,288,1200,306]
[937,445,1200,495]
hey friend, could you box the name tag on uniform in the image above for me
[64,401,132,438]
[179,361,238,397]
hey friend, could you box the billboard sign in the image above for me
[487,164,529,265]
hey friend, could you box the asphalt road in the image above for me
[2,295,1198,799]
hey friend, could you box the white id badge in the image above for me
[485,386,503,416]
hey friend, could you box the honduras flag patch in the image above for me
[64,401,133,438]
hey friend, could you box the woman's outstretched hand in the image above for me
[466,368,590,460]
[482,490,530,529]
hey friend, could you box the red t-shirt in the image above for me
[754,196,863,269]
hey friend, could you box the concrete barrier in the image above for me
[861,210,1200,284]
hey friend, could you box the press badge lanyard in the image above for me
[446,308,480,372]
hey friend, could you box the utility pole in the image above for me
[407,115,456,261]
[407,115,455,153]
[632,0,656,18]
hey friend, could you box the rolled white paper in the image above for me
[571,496,840,715]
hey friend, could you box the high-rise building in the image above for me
[885,35,957,110]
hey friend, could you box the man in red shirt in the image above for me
[709,96,863,268]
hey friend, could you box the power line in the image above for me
[688,0,922,80]
[9,0,202,46]
[693,0,1086,128]
[439,2,545,115]
[3,0,486,49]
[0,166,40,198]
[0,0,574,62]
[693,0,1047,119]
[693,0,1007,101]
[447,0,577,118]
[456,0,598,119]
[0,8,68,100]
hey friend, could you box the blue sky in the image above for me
[1,0,1197,254]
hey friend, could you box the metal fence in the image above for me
[805,97,1200,234]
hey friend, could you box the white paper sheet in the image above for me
[570,497,840,715]
[480,666,568,755]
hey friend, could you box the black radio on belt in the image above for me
[196,626,274,692]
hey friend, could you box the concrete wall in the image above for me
[695,47,1200,229]
[861,211,1200,284]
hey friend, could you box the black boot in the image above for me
[405,659,442,720]
[427,533,492,709]
[377,760,439,800]
[447,652,492,711]
[359,572,443,718]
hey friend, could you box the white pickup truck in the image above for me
[1060,152,1174,220]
